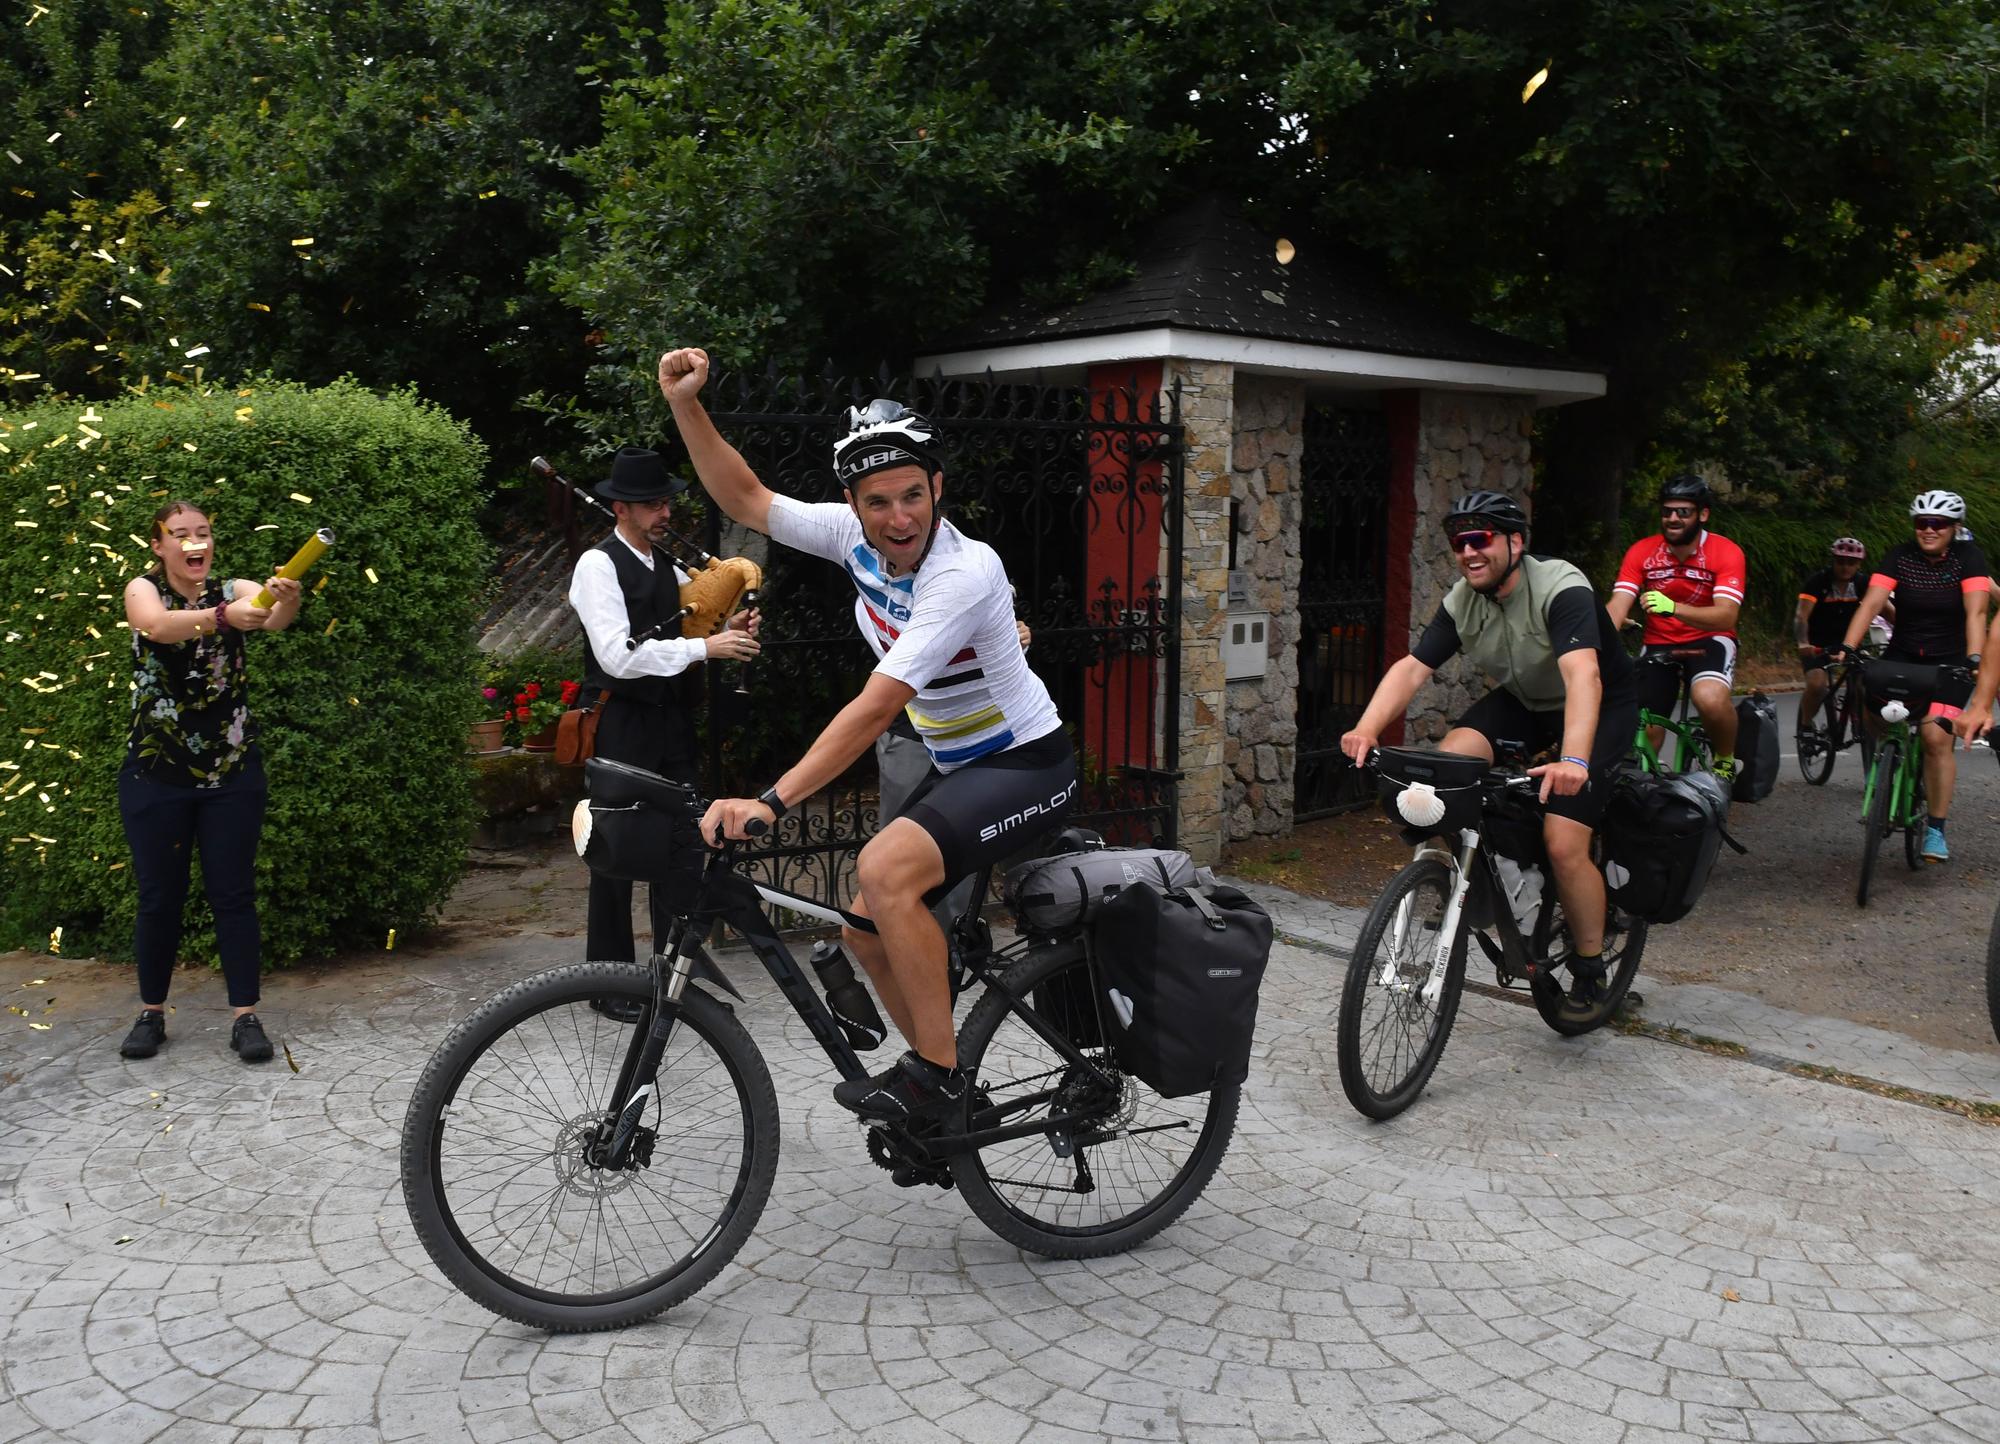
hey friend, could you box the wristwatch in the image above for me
[757,785,789,819]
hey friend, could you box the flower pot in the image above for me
[469,717,508,754]
[521,722,560,752]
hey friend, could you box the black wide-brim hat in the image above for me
[596,445,689,502]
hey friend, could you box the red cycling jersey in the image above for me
[1613,531,1748,645]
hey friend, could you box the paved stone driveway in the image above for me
[4,921,1999,1444]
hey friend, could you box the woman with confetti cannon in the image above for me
[115,504,318,1064]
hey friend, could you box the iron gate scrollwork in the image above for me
[1294,404,1390,819]
[679,368,1183,903]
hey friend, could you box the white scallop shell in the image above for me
[1394,781,1449,828]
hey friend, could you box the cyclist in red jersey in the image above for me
[1604,474,1749,780]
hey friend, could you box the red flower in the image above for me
[560,680,581,705]
[523,682,542,699]
[515,706,532,722]
[513,692,528,706]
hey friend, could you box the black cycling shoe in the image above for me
[1562,959,1609,1015]
[119,1010,167,1059]
[230,1012,274,1063]
[832,1051,969,1123]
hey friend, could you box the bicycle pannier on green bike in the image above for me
[574,758,707,895]
[1090,882,1273,1098]
[1599,770,1733,925]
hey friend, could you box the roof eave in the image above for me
[915,327,1607,408]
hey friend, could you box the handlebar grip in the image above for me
[743,817,769,838]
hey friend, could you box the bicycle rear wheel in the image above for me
[950,940,1237,1258]
[401,962,779,1332]
[1336,856,1467,1120]
[1986,896,2000,1046]
[1532,890,1648,1037]
[1857,741,1896,907]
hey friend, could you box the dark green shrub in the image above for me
[0,378,489,966]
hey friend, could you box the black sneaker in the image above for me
[230,1013,274,1063]
[119,1010,167,1059]
[1564,959,1609,1014]
[831,1051,968,1123]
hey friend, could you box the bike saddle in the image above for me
[585,757,701,814]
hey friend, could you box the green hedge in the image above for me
[0,379,490,966]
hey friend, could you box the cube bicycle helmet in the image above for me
[1440,490,1529,536]
[1908,489,1966,520]
[832,399,943,488]
[1829,537,1866,559]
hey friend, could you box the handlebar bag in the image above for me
[1005,846,1200,935]
[1731,692,1780,803]
[575,758,706,892]
[1599,768,1732,924]
[1090,881,1273,1098]
[1374,746,1488,834]
[1862,658,1939,714]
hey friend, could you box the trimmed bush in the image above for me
[0,379,490,966]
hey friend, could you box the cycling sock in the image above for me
[1713,754,1735,770]
[1927,815,1947,833]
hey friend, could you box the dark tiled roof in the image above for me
[933,197,1587,373]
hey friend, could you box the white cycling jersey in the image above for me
[767,495,1062,771]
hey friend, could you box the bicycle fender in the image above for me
[689,951,745,1001]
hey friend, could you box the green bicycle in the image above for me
[1852,656,1973,907]
[1631,646,1715,774]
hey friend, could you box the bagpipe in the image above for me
[529,456,763,647]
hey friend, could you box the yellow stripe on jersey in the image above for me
[905,702,1006,741]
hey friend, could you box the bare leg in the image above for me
[1921,719,1957,820]
[1543,814,1604,955]
[1692,679,1737,757]
[841,901,915,1046]
[1438,727,1494,762]
[848,819,954,1067]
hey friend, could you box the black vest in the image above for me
[582,535,701,710]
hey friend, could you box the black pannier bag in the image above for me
[1599,769,1737,924]
[1731,691,1780,803]
[1005,846,1200,934]
[575,758,707,902]
[1090,882,1274,1098]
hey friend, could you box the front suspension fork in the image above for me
[1377,831,1480,1005]
[603,927,700,1167]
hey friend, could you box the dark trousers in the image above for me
[586,696,698,962]
[118,752,268,1007]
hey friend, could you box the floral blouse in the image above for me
[128,574,257,787]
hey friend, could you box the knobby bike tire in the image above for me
[1336,857,1467,1120]
[1857,741,1896,907]
[1904,752,1928,871]
[949,939,1238,1258]
[1985,896,2000,1046]
[1531,893,1649,1038]
[1797,694,1835,786]
[401,962,780,1332]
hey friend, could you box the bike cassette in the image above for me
[864,1126,954,1191]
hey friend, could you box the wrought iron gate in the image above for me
[677,369,1183,900]
[1294,404,1390,819]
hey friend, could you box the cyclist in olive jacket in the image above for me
[1340,491,1637,1013]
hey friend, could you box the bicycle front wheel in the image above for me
[950,939,1238,1259]
[400,962,779,1332]
[1986,896,2000,1046]
[1798,705,1834,785]
[1904,755,1928,870]
[1337,856,1467,1120]
[1857,741,1896,907]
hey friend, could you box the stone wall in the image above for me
[1164,357,1235,865]
[1404,391,1539,742]
[1222,375,1305,841]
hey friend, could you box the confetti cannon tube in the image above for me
[254,528,335,607]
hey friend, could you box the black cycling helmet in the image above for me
[1660,472,1712,509]
[832,399,942,488]
[1441,490,1529,536]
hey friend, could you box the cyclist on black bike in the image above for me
[1605,473,1748,783]
[658,347,1077,1122]
[1835,490,1990,862]
[1339,491,1638,1013]
[1796,537,1878,746]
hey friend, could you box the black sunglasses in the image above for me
[1448,530,1497,553]
[1912,516,1957,531]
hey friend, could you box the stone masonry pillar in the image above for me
[1163,357,1234,865]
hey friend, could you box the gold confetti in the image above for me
[313,575,329,592]
[163,1123,172,1133]
[385,929,396,950]
[283,1041,299,1073]
[28,1022,50,1030]
[364,567,378,584]
[323,617,337,635]
[288,492,312,503]
[114,1235,133,1246]
[183,345,210,359]
[478,189,497,200]
[254,523,278,531]
[172,116,187,130]
[348,695,359,706]
[246,301,270,312]
[118,294,144,309]
[291,237,314,248]
[1521,63,1550,103]
[48,925,60,954]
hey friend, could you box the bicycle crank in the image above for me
[864,1125,954,1191]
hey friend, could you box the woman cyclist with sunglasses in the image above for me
[1833,490,1990,863]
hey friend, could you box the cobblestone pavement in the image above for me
[5,913,2000,1444]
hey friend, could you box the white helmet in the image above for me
[1909,489,1966,520]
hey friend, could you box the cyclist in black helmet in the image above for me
[1340,491,1638,1013]
[657,346,1077,1123]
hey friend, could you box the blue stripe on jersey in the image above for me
[846,544,911,617]
[934,728,1015,767]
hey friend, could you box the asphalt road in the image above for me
[1643,686,2000,1054]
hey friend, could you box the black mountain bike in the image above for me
[1337,747,1648,1120]
[1797,647,1873,785]
[400,761,1236,1332]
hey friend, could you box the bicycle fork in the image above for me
[599,928,701,1170]
[1378,830,1480,1006]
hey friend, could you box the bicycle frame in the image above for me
[1387,813,1548,1007]
[595,846,1122,1170]
[1858,717,1927,828]
[1632,658,1710,774]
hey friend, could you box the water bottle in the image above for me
[808,940,887,1052]
[1493,855,1544,933]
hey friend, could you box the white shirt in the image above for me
[566,531,705,680]
[767,495,1061,771]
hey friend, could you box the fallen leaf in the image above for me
[1721,1287,1740,1302]
[283,1041,299,1074]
